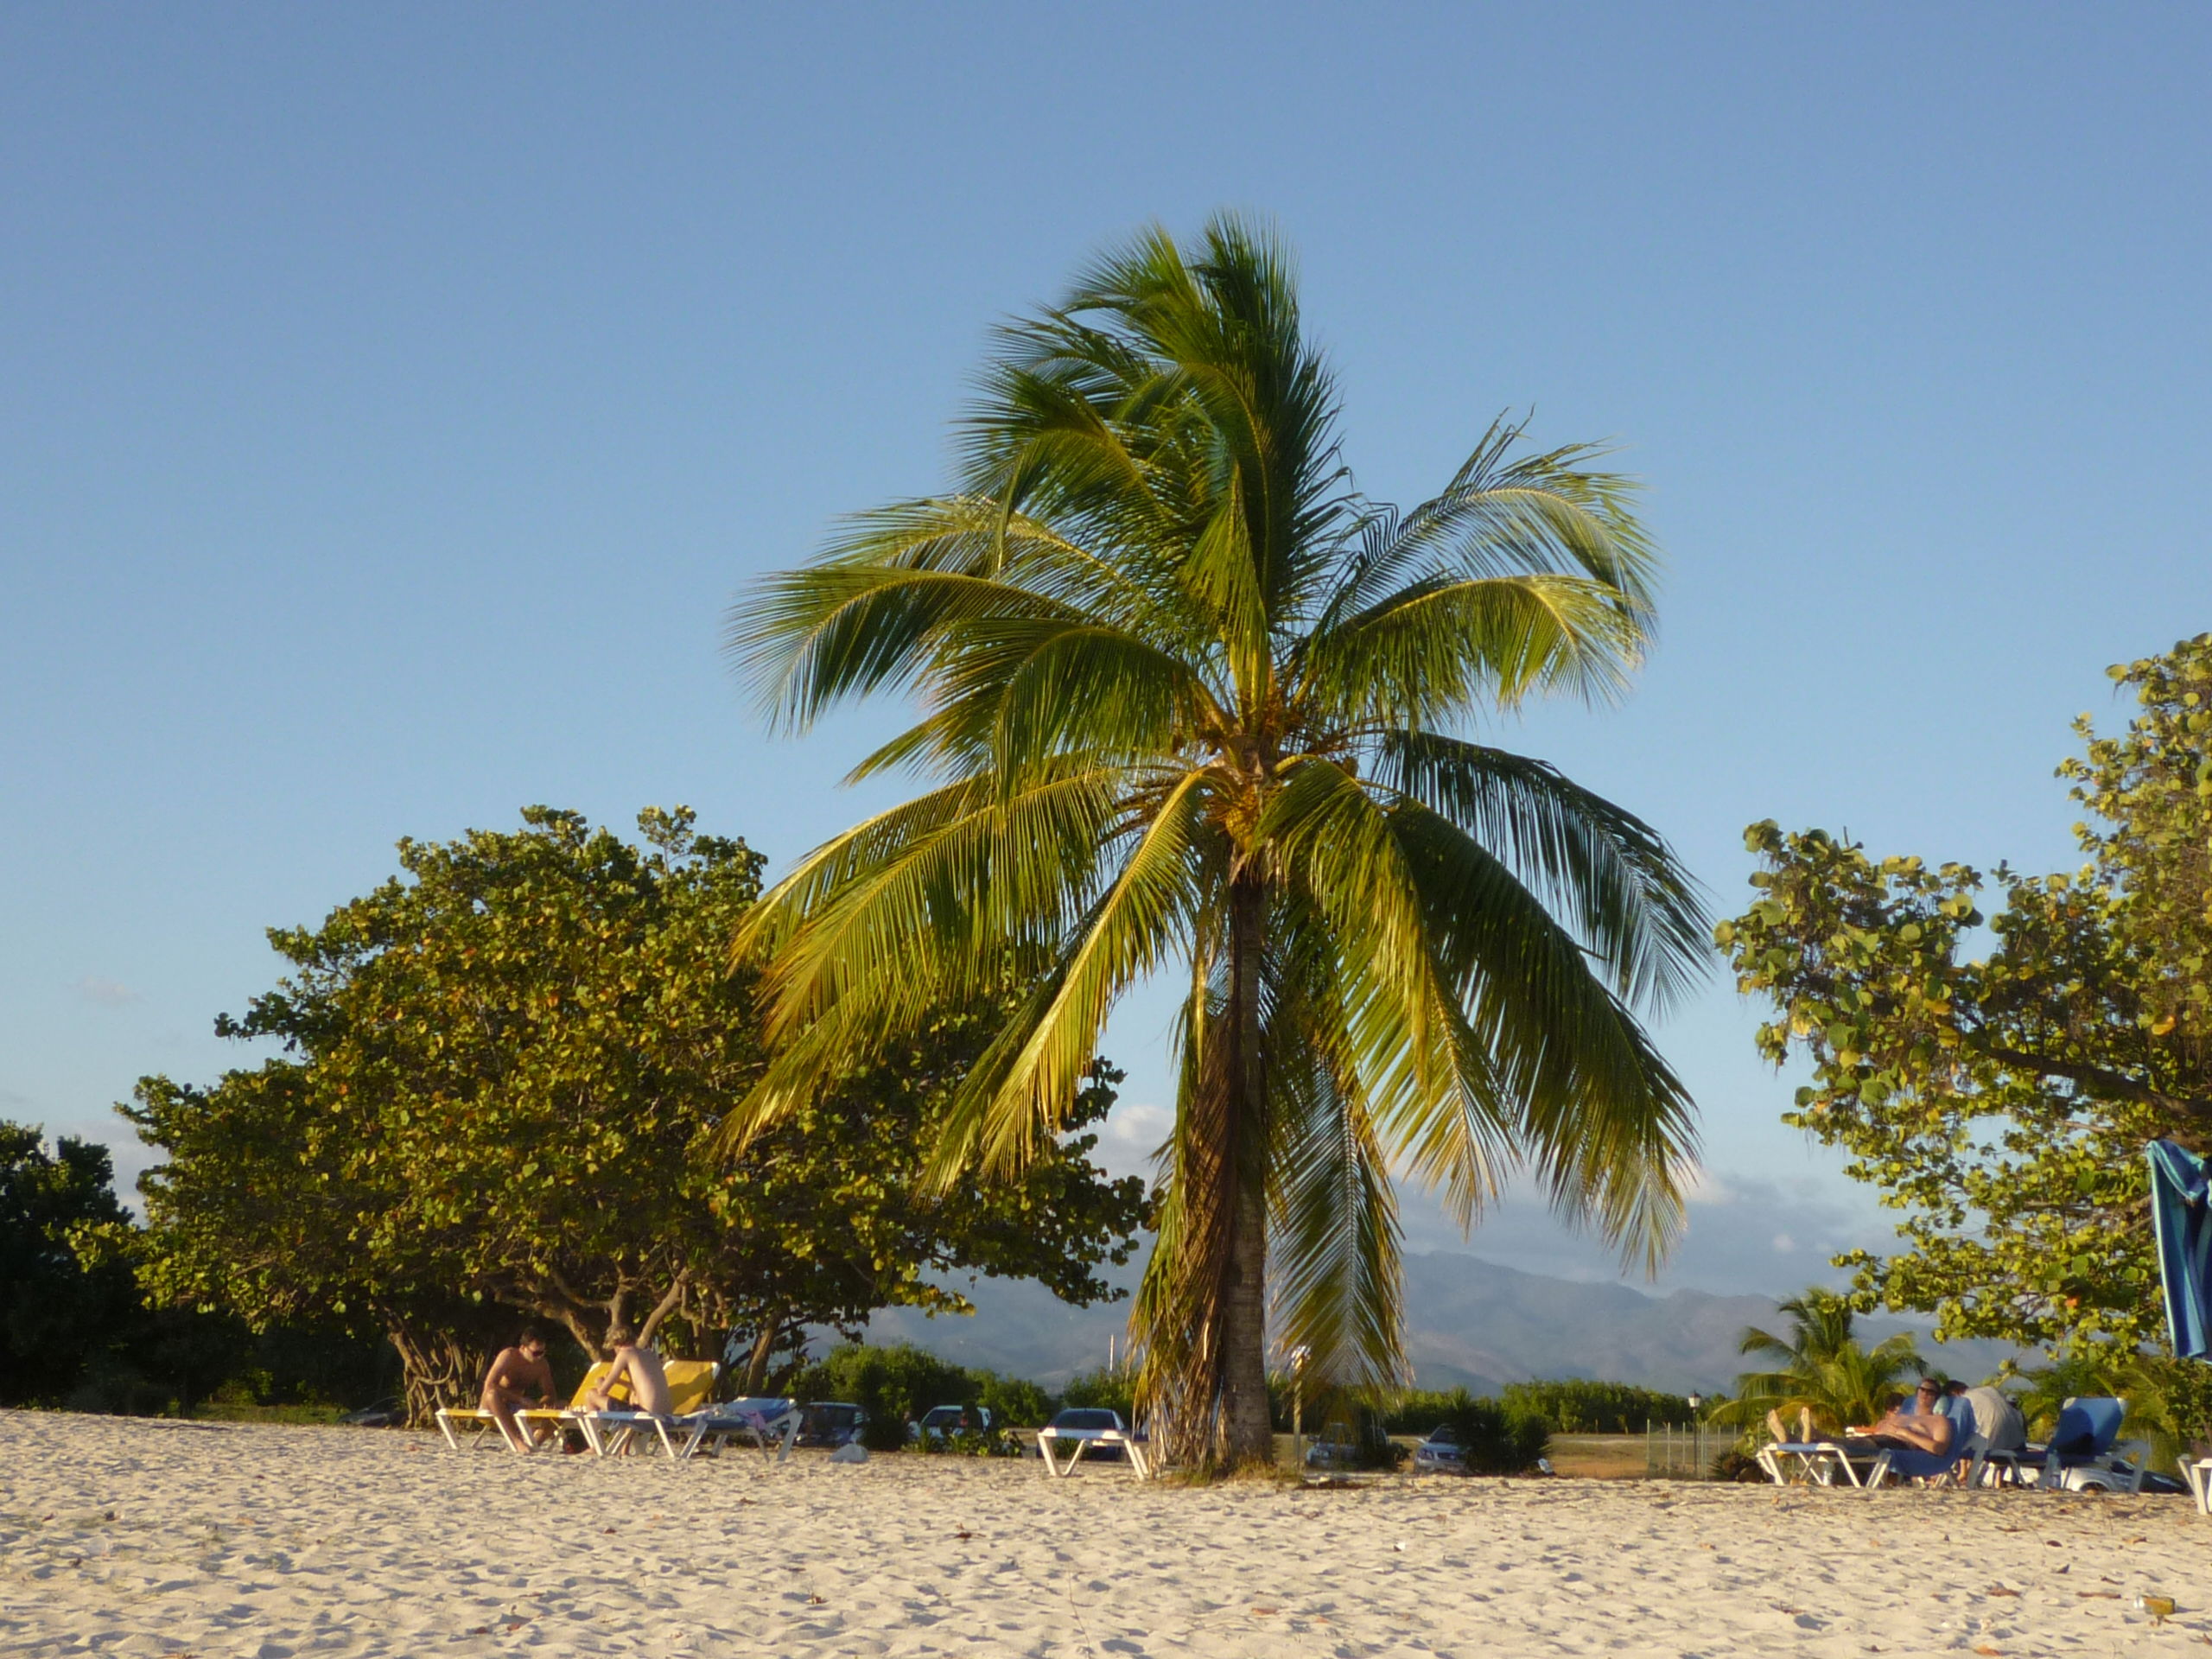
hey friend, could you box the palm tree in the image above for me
[722,217,1707,1471]
[1718,1289,1924,1436]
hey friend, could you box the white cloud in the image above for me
[1682,1165,1738,1205]
[1771,1233,1797,1253]
[73,976,140,1008]
[1097,1102,1172,1176]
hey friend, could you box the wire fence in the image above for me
[1643,1423,1738,1478]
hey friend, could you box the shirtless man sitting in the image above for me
[582,1325,673,1416]
[479,1327,558,1452]
[1846,1377,1956,1457]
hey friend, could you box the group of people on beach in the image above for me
[1821,1375,2027,1478]
[478,1323,672,1450]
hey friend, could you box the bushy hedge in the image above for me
[1497,1380,1696,1433]
[1059,1366,1136,1417]
[1391,1389,1548,1473]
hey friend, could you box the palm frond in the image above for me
[1375,732,1709,1013]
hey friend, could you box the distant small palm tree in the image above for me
[1716,1289,1923,1436]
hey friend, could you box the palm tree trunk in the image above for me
[1217,867,1274,1468]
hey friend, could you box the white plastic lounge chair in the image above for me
[1036,1408,1152,1478]
[1755,1409,1878,1486]
[1756,1435,1876,1485]
[2179,1456,2212,1515]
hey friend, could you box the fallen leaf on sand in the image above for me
[1986,1586,2019,1598]
[1253,1608,1279,1617]
[1974,1646,2001,1656]
[2075,1591,2120,1599]
[954,1530,973,1541]
[805,1593,827,1607]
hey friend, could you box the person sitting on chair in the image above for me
[1837,1376,1961,1481]
[1847,1377,1957,1456]
[1946,1377,2024,1452]
[479,1326,558,1451]
[582,1325,673,1415]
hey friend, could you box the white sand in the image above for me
[1,1411,2202,1656]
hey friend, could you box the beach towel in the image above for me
[2149,1139,2212,1360]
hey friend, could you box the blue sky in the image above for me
[5,5,2209,1296]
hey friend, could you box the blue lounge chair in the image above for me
[1987,1397,2146,1492]
[1869,1399,1985,1488]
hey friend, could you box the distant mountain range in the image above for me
[850,1249,2018,1395]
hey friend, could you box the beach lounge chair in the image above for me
[1754,1408,1878,1486]
[435,1362,622,1452]
[1036,1408,1152,1478]
[1866,1401,1986,1488]
[1756,1433,1877,1485]
[2013,1396,2147,1492]
[1868,1396,1993,1488]
[2180,1456,2212,1515]
[572,1359,721,1458]
[667,1395,803,1464]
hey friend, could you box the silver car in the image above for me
[1412,1422,1471,1473]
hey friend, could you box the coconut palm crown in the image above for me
[725,217,1707,1471]
[1718,1289,1926,1436]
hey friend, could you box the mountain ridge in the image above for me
[849,1248,2016,1394]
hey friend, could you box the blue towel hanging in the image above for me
[2149,1138,2212,1360]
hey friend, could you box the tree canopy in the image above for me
[725,216,1706,1468]
[131,806,1144,1421]
[1719,632,2212,1354]
[0,1124,139,1406]
[1713,1288,1923,1437]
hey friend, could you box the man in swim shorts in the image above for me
[479,1326,558,1451]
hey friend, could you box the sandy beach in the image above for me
[1,1410,2202,1657]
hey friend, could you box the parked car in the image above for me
[1042,1406,1138,1461]
[340,1397,405,1428]
[911,1403,995,1445]
[797,1402,868,1447]
[1411,1422,1469,1474]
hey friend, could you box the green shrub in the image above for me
[976,1371,1054,1427]
[1497,1380,1696,1434]
[1059,1367,1135,1418]
[1405,1389,1550,1473]
[916,1425,1024,1458]
[791,1341,975,1426]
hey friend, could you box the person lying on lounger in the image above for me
[582,1325,673,1415]
[480,1327,558,1449]
[1844,1377,1955,1457]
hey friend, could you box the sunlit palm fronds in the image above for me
[723,215,1707,1470]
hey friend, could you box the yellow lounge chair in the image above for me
[573,1358,721,1458]
[435,1362,627,1453]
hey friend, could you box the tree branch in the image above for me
[1972,1038,2212,1121]
[636,1270,690,1348]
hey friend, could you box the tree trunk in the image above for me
[1216,867,1274,1469]
[382,1312,484,1429]
[741,1307,789,1395]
